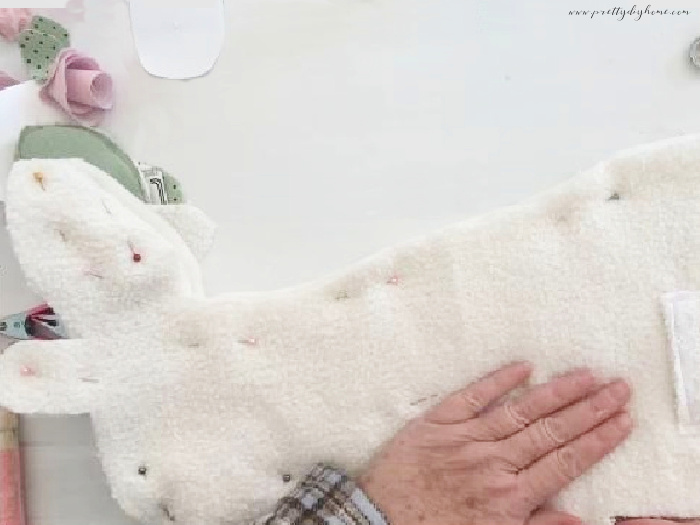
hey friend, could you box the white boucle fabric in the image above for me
[2,136,700,525]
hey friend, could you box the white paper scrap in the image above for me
[128,1,225,80]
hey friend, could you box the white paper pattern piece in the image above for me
[662,291,700,434]
[128,0,225,80]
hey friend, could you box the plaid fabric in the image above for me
[260,464,389,525]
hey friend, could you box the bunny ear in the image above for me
[0,339,99,414]
[151,204,217,261]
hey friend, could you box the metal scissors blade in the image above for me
[0,304,66,342]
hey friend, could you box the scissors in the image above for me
[0,304,66,342]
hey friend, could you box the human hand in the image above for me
[617,518,700,525]
[358,362,633,525]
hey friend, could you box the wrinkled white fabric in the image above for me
[2,136,700,525]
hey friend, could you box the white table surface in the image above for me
[1,1,700,523]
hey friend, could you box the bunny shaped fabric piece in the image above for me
[3,135,700,525]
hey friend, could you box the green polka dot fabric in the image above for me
[19,16,70,82]
[30,16,70,45]
[162,173,185,204]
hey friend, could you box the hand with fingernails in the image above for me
[358,362,644,525]
[621,521,700,525]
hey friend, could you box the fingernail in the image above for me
[500,361,533,377]
[568,368,596,386]
[615,412,633,430]
[557,367,593,379]
[510,360,533,371]
[487,361,532,380]
[551,369,595,397]
[608,380,631,402]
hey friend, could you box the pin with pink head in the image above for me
[20,366,36,377]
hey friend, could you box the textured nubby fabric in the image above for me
[1,136,700,525]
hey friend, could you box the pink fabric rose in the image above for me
[0,71,19,91]
[0,8,32,41]
[40,48,114,127]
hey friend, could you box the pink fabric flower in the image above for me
[40,48,114,127]
[0,9,32,41]
[0,70,19,91]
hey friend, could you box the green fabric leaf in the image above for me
[30,16,70,47]
[16,125,146,201]
[162,173,186,204]
[19,32,63,82]
[19,17,70,82]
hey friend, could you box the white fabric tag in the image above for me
[662,291,700,434]
[136,162,168,204]
[127,0,225,80]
